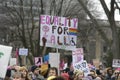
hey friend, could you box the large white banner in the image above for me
[0,45,12,78]
[40,15,78,51]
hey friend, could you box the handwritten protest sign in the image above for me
[40,15,78,51]
[19,48,28,56]
[73,60,90,76]
[72,48,84,66]
[112,59,120,67]
[35,57,43,66]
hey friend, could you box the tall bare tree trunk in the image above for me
[100,0,120,59]
[110,0,120,58]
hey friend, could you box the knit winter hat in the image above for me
[61,73,69,80]
[31,65,39,72]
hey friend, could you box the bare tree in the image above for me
[0,0,97,65]
[0,0,88,65]
[1,0,43,64]
[78,0,120,59]
[99,0,120,59]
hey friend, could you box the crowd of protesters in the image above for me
[1,63,120,80]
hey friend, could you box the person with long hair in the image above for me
[19,66,31,80]
[29,65,45,80]
[12,72,22,80]
[47,67,58,80]
[111,70,120,80]
[73,70,84,80]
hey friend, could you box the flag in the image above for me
[69,28,77,36]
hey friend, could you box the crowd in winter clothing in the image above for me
[0,64,120,80]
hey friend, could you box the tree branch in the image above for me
[77,0,110,45]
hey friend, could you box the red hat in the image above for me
[116,68,120,71]
[61,73,69,80]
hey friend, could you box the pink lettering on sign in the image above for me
[42,25,49,32]
[41,15,45,24]
[51,35,55,44]
[54,16,59,25]
[46,16,50,25]
[73,19,78,28]
[64,18,67,26]
[42,25,49,37]
[41,15,78,27]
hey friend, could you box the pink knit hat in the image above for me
[116,68,120,71]
[61,73,69,80]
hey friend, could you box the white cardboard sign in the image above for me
[49,53,60,74]
[0,45,12,78]
[10,58,16,66]
[73,60,90,76]
[19,48,28,56]
[112,59,120,67]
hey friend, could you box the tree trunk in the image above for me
[109,0,120,59]
[77,0,110,46]
[98,0,120,59]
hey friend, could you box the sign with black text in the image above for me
[112,59,120,67]
[73,60,90,76]
[40,15,78,51]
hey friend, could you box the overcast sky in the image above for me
[89,0,120,21]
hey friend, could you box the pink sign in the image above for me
[72,48,84,64]
[34,57,42,66]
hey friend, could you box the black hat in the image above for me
[31,65,38,72]
[68,71,73,76]
[96,69,102,75]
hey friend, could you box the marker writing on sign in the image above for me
[41,15,78,28]
[0,52,4,58]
